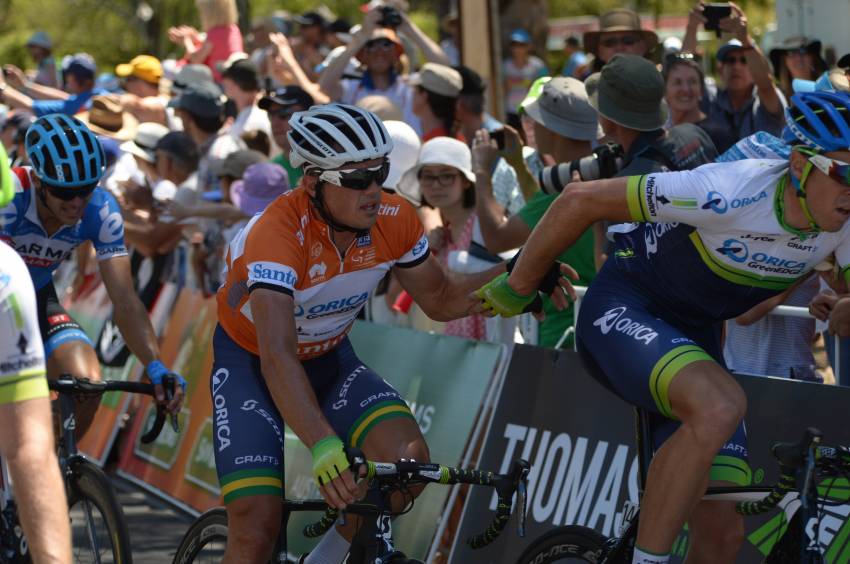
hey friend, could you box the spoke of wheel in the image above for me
[81,498,102,563]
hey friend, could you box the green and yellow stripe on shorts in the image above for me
[219,468,283,504]
[648,345,714,419]
[347,399,416,448]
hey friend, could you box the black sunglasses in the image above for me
[45,182,97,201]
[316,161,390,190]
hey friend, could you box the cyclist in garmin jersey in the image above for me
[477,90,850,563]
[212,103,565,564]
[0,114,184,436]
[0,144,71,563]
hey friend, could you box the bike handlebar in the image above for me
[48,375,180,444]
[302,449,529,549]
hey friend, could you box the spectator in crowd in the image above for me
[502,29,548,130]
[1,53,101,117]
[410,63,463,141]
[219,57,271,139]
[78,95,139,142]
[356,94,403,121]
[108,121,170,196]
[319,6,450,135]
[770,37,828,100]
[168,0,244,82]
[397,136,485,340]
[259,85,314,187]
[240,130,271,156]
[440,10,461,66]
[172,63,215,94]
[292,11,329,81]
[663,53,731,151]
[228,161,290,224]
[683,2,785,153]
[25,31,57,88]
[327,18,354,50]
[454,65,503,143]
[582,9,659,74]
[266,32,330,106]
[115,55,169,126]
[0,112,34,166]
[169,82,245,194]
[561,36,588,78]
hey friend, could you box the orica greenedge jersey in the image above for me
[0,167,127,291]
[613,158,850,325]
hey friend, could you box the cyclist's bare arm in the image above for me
[249,288,358,506]
[393,254,506,320]
[508,178,633,295]
[0,398,71,563]
[99,255,183,412]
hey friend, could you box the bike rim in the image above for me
[68,497,117,563]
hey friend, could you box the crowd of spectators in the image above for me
[2,0,850,382]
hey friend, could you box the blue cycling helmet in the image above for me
[782,91,850,152]
[25,113,105,188]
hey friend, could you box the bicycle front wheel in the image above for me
[66,459,133,564]
[515,526,608,563]
[171,508,228,564]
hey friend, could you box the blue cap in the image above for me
[510,29,532,44]
[61,53,97,81]
[716,39,744,62]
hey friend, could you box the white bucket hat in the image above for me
[396,136,475,205]
[120,122,170,162]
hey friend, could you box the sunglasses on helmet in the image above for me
[44,182,97,201]
[316,161,390,190]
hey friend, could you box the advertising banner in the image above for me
[450,344,850,563]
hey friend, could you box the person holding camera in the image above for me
[683,1,785,153]
[318,5,449,136]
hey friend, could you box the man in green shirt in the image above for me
[472,76,601,347]
[260,86,314,187]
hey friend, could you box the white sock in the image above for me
[303,525,351,564]
[632,545,670,564]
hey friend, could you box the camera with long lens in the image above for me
[536,142,625,195]
[378,5,403,28]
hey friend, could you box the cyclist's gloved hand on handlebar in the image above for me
[311,436,359,510]
[146,360,186,414]
[475,273,538,317]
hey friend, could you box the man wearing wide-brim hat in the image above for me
[583,9,658,73]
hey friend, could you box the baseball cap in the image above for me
[522,77,599,141]
[454,65,486,96]
[383,121,421,190]
[115,55,163,84]
[26,31,52,50]
[589,54,667,132]
[396,137,476,205]
[61,53,97,82]
[172,64,214,93]
[230,162,291,216]
[258,85,315,110]
[408,63,463,98]
[716,39,746,62]
[169,82,225,119]
[838,53,850,70]
[155,131,199,169]
[120,122,170,163]
[295,11,327,28]
[510,29,532,44]
[212,149,267,178]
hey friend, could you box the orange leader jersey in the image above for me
[216,188,429,359]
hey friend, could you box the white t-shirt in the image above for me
[340,76,422,136]
[229,104,271,139]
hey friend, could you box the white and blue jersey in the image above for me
[0,167,127,291]
[716,131,790,163]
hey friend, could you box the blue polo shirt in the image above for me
[31,87,108,117]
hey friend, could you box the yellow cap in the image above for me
[115,55,162,84]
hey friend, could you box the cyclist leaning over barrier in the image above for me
[0,143,71,563]
[0,114,184,436]
[477,90,850,564]
[212,103,567,564]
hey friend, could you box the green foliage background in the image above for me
[0,0,774,73]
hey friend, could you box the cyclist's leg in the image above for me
[37,282,102,436]
[576,280,746,560]
[210,326,285,564]
[319,339,426,542]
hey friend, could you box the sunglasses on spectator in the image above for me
[809,154,850,187]
[418,171,460,187]
[44,182,97,201]
[600,35,641,48]
[316,161,390,190]
[364,39,395,53]
[723,55,748,65]
[269,107,297,120]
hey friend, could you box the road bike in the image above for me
[516,412,850,563]
[173,450,530,563]
[0,375,177,564]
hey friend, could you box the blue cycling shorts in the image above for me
[210,324,415,504]
[36,282,93,358]
[576,263,751,486]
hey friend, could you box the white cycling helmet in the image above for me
[287,103,393,171]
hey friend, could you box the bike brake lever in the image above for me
[516,477,528,538]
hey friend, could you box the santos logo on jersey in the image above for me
[249,262,297,288]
